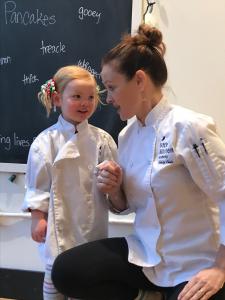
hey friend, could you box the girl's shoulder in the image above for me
[88,124,115,141]
[30,122,60,151]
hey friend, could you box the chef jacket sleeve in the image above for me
[22,142,51,213]
[102,133,118,162]
[101,134,132,214]
[177,115,225,245]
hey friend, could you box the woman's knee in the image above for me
[51,248,86,293]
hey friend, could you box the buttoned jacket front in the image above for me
[23,115,117,263]
[119,98,225,286]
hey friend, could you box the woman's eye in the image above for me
[108,86,115,92]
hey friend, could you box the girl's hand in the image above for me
[178,267,225,300]
[31,210,47,243]
[95,160,122,195]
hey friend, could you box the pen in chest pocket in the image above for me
[200,137,208,154]
[192,138,208,158]
[193,143,200,157]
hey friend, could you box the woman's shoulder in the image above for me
[165,105,219,148]
[167,104,216,130]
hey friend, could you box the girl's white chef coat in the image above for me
[119,97,225,287]
[23,115,117,264]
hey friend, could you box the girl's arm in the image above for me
[31,209,48,243]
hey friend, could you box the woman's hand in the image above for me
[31,209,47,243]
[95,160,122,195]
[178,267,225,300]
[95,160,127,212]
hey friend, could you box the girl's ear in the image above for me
[52,92,61,107]
[135,70,147,91]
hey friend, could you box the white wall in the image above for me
[144,0,225,140]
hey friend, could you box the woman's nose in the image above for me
[106,93,113,104]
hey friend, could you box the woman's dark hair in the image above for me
[102,24,167,87]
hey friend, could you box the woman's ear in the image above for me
[135,70,147,91]
[52,92,61,108]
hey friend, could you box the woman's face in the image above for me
[101,62,143,121]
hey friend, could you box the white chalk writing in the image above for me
[77,58,100,79]
[4,1,56,26]
[78,6,101,24]
[40,40,66,55]
[22,74,39,85]
[14,133,30,147]
[0,56,12,66]
[0,134,11,150]
[0,132,32,151]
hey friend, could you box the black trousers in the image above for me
[52,237,225,300]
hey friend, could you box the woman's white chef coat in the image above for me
[23,115,117,264]
[119,97,225,287]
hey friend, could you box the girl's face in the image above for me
[55,78,97,125]
[101,62,143,121]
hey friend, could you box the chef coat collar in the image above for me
[58,114,89,135]
[137,96,170,129]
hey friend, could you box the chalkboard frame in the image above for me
[0,0,142,172]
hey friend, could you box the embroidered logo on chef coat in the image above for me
[158,136,174,164]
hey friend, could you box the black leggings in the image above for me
[52,237,225,300]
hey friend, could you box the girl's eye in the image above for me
[72,94,81,100]
[88,95,94,101]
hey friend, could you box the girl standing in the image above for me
[23,65,117,300]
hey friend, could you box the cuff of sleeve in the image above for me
[107,194,130,215]
[22,189,50,213]
[220,204,225,245]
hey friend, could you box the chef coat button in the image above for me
[88,164,93,170]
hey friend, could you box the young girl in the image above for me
[22,65,117,300]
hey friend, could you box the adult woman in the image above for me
[52,24,225,300]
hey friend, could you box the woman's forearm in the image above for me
[108,188,128,212]
[214,244,225,273]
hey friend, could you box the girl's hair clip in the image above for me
[41,79,56,97]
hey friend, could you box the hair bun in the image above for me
[134,23,165,56]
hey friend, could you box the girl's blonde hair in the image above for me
[38,65,100,117]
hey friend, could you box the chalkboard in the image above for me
[0,0,132,164]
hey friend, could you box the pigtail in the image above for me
[38,79,56,117]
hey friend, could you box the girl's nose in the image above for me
[81,98,90,106]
